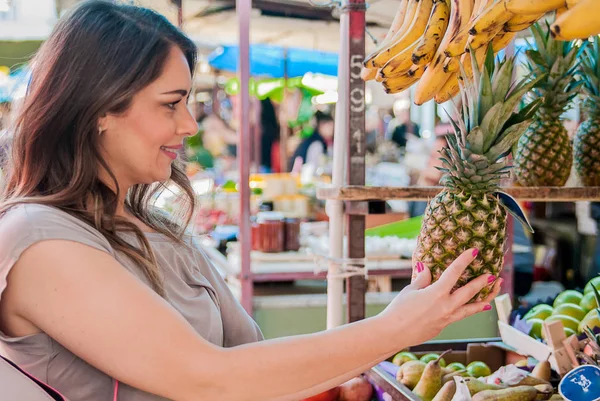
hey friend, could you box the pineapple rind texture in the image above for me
[514,116,573,187]
[414,191,507,300]
[574,113,600,187]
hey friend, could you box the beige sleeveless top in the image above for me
[0,204,263,400]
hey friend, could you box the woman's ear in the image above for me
[97,114,109,135]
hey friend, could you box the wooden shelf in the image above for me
[317,186,600,202]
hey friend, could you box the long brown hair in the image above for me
[0,0,198,296]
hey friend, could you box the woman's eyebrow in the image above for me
[161,89,188,96]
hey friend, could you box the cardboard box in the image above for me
[366,339,511,401]
[495,294,577,375]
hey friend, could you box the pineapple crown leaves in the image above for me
[439,46,537,234]
[446,45,545,164]
[578,37,600,115]
[525,22,583,110]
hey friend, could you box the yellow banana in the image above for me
[380,42,420,78]
[443,0,487,57]
[551,0,600,40]
[469,1,514,35]
[365,0,420,68]
[412,0,451,65]
[466,23,505,51]
[435,73,461,103]
[446,29,513,72]
[365,0,411,66]
[504,0,571,14]
[443,56,459,72]
[503,12,545,32]
[491,31,516,52]
[472,0,484,15]
[360,67,378,81]
[555,6,568,18]
[383,64,426,94]
[458,44,487,81]
[414,0,474,104]
[372,0,435,68]
[378,0,411,49]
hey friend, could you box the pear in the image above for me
[515,374,550,387]
[462,377,506,395]
[472,386,538,401]
[534,383,554,395]
[396,360,426,389]
[413,350,450,401]
[531,360,551,382]
[432,381,456,401]
[442,369,468,384]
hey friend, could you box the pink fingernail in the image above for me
[483,304,492,311]
[488,275,496,284]
[416,262,424,273]
[472,248,479,257]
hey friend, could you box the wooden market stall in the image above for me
[309,0,600,398]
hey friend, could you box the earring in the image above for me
[98,127,105,135]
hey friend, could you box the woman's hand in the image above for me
[380,248,502,347]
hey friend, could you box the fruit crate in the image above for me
[365,338,508,401]
[494,294,579,375]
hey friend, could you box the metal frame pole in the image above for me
[327,5,349,330]
[238,0,253,314]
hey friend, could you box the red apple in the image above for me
[339,376,373,401]
[301,386,341,401]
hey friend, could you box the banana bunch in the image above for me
[364,0,584,103]
[551,0,600,40]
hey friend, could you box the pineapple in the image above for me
[513,23,580,187]
[413,48,543,300]
[574,36,600,187]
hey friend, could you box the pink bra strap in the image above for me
[113,380,119,401]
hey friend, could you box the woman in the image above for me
[0,2,501,400]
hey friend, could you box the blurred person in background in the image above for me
[259,98,281,173]
[289,110,334,171]
[385,99,420,150]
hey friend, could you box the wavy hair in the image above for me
[0,0,198,296]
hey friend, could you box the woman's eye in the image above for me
[166,100,181,110]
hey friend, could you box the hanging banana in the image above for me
[412,0,451,65]
[372,0,435,68]
[503,12,546,32]
[413,0,475,104]
[380,42,420,78]
[434,72,461,102]
[504,0,579,14]
[551,0,600,40]
[383,64,427,93]
[364,0,420,68]
[443,0,487,57]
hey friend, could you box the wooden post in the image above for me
[345,0,367,323]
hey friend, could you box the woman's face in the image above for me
[98,46,197,190]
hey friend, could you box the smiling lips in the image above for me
[160,144,182,160]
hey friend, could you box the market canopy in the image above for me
[208,44,338,78]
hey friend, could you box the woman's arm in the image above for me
[5,240,497,401]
